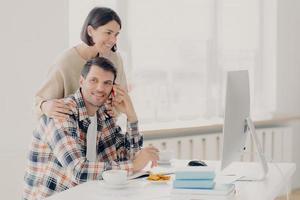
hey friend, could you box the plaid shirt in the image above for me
[23,89,143,200]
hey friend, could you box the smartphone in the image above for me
[108,84,115,104]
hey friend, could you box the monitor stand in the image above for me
[221,117,269,181]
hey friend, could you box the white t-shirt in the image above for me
[86,114,97,161]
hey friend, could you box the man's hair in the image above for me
[81,57,117,82]
[81,7,122,52]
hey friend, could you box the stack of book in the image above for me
[171,167,235,200]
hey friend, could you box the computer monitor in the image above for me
[220,70,268,180]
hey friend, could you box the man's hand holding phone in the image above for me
[105,88,117,118]
[111,84,137,123]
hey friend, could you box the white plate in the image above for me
[145,179,170,184]
[103,182,129,189]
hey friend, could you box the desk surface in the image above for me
[46,160,296,200]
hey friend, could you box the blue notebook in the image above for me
[175,167,215,180]
[173,179,215,189]
[172,183,235,195]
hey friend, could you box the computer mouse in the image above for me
[187,160,207,166]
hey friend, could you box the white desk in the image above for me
[46,160,296,200]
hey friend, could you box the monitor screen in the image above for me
[220,70,250,170]
[220,70,268,180]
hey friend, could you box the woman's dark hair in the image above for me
[81,57,117,82]
[81,7,122,52]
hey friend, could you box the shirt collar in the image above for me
[73,89,89,122]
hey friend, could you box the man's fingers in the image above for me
[113,85,127,97]
[147,148,160,162]
[105,103,113,110]
[148,150,160,157]
[112,95,124,103]
[151,160,158,168]
[138,148,159,161]
[107,110,115,117]
[106,96,113,103]
[115,89,126,97]
[146,151,159,161]
[144,146,159,152]
[153,153,160,160]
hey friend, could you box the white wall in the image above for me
[0,0,69,199]
[277,0,300,114]
[277,0,300,188]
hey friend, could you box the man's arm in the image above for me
[115,121,143,162]
[112,85,159,172]
[47,118,133,184]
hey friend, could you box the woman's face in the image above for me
[88,20,121,54]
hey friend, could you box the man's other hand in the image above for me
[132,146,159,172]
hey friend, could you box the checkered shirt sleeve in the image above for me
[48,118,141,183]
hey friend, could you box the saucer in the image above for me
[103,181,129,189]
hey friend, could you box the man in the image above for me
[23,57,159,200]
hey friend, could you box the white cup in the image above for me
[159,150,173,162]
[102,169,128,185]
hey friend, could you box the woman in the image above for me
[35,7,127,120]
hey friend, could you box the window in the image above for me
[69,0,277,130]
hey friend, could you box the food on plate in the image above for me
[146,173,171,181]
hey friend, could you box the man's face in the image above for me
[80,65,114,108]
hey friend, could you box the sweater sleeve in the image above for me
[115,53,128,92]
[34,68,65,119]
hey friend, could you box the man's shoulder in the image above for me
[40,95,79,129]
[39,112,77,130]
[35,115,78,147]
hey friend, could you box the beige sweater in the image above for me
[34,47,128,119]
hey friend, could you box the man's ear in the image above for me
[79,76,84,87]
